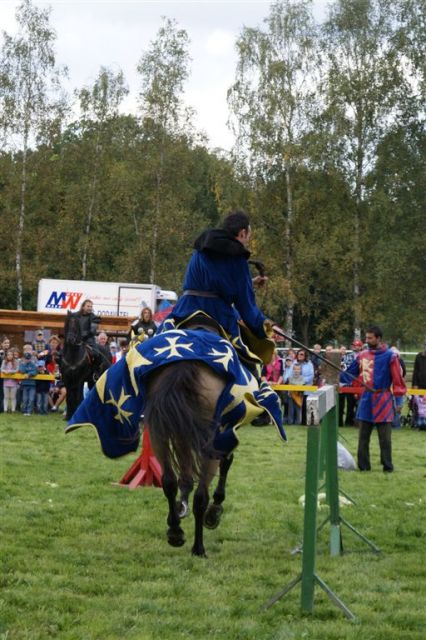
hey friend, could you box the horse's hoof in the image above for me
[204,503,223,529]
[177,500,190,519]
[167,527,185,547]
[191,545,207,558]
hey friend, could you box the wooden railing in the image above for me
[0,309,131,342]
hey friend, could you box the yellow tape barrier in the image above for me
[1,375,425,395]
[1,373,55,381]
[271,383,426,395]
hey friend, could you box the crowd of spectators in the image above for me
[0,308,156,416]
[253,339,426,429]
[1,321,425,430]
[0,332,66,416]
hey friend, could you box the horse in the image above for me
[66,323,285,556]
[144,359,235,557]
[61,313,111,420]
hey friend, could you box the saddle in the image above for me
[179,313,222,335]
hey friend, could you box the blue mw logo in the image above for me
[45,291,83,310]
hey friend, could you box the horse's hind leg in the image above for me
[177,475,194,518]
[204,454,234,530]
[162,466,185,548]
[192,459,220,557]
[192,481,210,557]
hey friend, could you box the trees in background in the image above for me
[0,0,66,309]
[229,0,320,337]
[0,0,424,346]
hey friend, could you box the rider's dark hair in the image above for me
[78,299,93,313]
[366,325,383,339]
[221,210,250,237]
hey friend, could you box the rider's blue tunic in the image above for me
[66,329,286,459]
[164,249,267,341]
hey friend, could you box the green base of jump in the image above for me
[262,571,356,621]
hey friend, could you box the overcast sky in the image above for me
[1,0,328,150]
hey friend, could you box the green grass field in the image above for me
[1,413,425,640]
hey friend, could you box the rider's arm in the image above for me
[232,258,267,337]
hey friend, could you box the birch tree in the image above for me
[137,18,190,283]
[77,67,128,279]
[321,0,407,334]
[228,0,319,336]
[0,0,66,309]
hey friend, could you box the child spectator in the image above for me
[46,336,62,374]
[32,330,50,359]
[35,360,50,415]
[0,336,11,414]
[11,346,21,410]
[288,363,305,425]
[49,373,67,413]
[19,343,37,416]
[1,350,19,412]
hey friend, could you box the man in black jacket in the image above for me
[412,341,426,389]
[75,300,100,347]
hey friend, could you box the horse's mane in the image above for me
[64,313,82,343]
[145,361,222,480]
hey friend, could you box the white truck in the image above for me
[37,278,177,319]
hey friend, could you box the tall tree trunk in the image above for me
[81,133,101,279]
[16,137,28,310]
[284,163,294,337]
[353,120,364,336]
[150,145,164,284]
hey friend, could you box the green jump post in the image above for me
[262,385,356,620]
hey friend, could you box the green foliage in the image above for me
[0,0,423,344]
[1,414,426,638]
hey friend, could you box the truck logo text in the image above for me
[45,291,83,310]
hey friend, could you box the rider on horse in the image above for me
[161,210,274,371]
[75,299,100,347]
[74,299,111,386]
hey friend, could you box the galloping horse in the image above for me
[145,359,233,556]
[61,313,111,420]
[66,325,285,556]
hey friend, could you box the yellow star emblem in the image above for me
[222,377,259,415]
[106,387,133,425]
[256,384,276,400]
[126,347,153,394]
[154,336,194,359]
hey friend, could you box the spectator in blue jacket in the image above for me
[19,343,37,416]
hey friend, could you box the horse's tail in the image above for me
[145,361,223,480]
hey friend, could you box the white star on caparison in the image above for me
[154,336,194,359]
[207,345,233,371]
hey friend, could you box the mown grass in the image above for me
[1,413,425,639]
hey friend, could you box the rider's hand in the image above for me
[252,275,268,288]
[263,319,275,337]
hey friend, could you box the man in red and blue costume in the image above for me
[341,325,406,472]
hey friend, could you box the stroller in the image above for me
[401,395,426,430]
[413,395,426,430]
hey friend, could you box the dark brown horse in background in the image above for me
[145,358,235,557]
[61,313,111,420]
